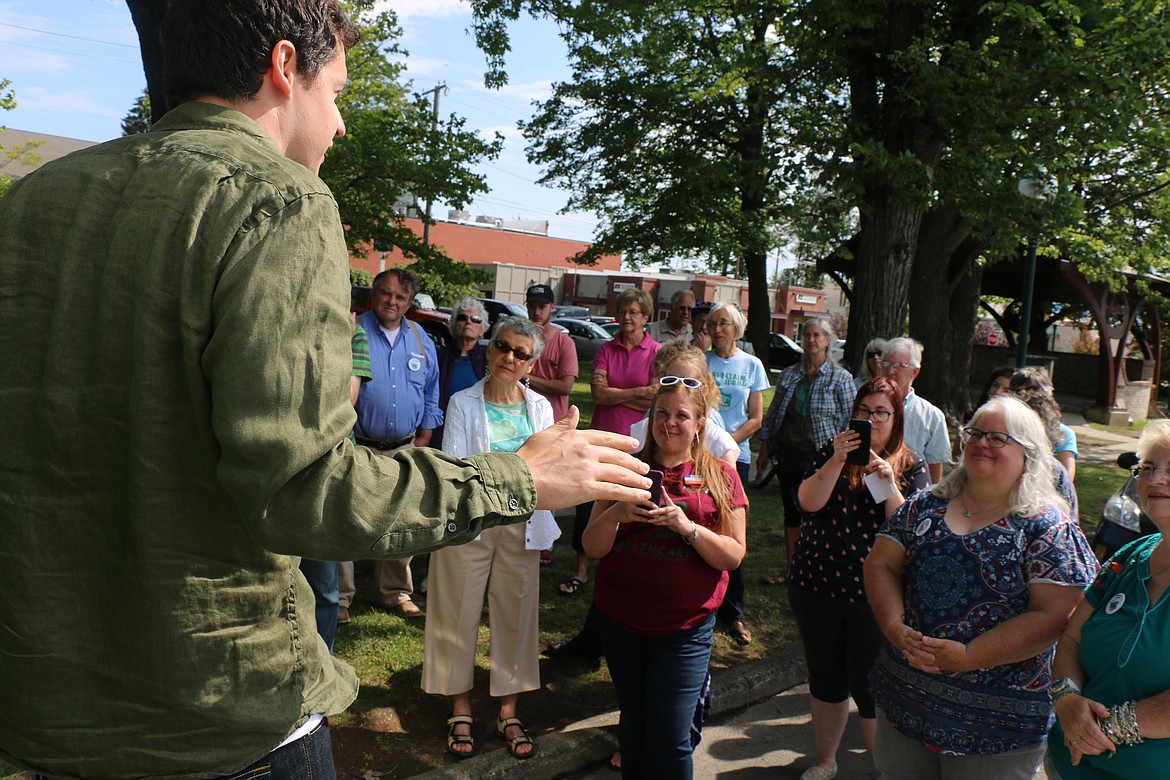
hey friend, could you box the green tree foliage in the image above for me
[319,0,502,304]
[121,89,151,135]
[469,0,1170,412]
[0,79,44,198]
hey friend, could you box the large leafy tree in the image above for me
[470,0,1170,413]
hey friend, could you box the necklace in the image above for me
[958,492,1007,519]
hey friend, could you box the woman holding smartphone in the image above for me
[584,379,747,779]
[788,377,930,780]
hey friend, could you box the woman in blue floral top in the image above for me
[865,395,1098,778]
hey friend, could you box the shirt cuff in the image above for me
[467,452,537,519]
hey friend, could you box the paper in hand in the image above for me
[864,471,896,504]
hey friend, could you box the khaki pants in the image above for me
[421,522,541,698]
[339,441,415,609]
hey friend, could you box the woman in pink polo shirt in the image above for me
[560,288,661,596]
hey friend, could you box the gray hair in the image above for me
[670,289,696,306]
[883,336,923,368]
[801,317,838,366]
[861,337,889,380]
[709,303,746,340]
[934,395,1067,517]
[1137,419,1170,461]
[448,296,486,336]
[491,316,545,361]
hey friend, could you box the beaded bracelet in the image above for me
[1096,700,1143,747]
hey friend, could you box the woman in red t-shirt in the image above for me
[583,379,747,779]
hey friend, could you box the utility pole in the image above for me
[419,82,447,247]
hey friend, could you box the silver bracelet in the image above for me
[681,520,698,545]
[1097,700,1143,746]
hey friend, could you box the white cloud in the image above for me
[372,0,470,22]
[493,79,555,101]
[22,86,123,120]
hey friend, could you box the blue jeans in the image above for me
[599,609,715,780]
[298,559,339,652]
[220,719,336,780]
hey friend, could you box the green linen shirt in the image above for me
[0,103,536,778]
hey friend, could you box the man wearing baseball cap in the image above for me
[525,284,578,422]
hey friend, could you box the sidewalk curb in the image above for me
[410,645,808,779]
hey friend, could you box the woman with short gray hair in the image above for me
[423,314,557,761]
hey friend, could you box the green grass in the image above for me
[1087,419,1150,434]
[1075,461,1127,537]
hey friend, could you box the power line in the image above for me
[0,37,140,66]
[0,21,137,48]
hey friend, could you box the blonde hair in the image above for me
[933,395,1067,517]
[642,383,741,533]
[653,339,722,408]
[616,288,654,319]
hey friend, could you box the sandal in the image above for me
[764,573,788,586]
[608,750,622,772]
[540,550,553,567]
[495,715,538,760]
[558,577,586,596]
[729,619,753,646]
[445,714,476,759]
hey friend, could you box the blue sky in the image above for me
[0,0,601,242]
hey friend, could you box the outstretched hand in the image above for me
[518,406,651,510]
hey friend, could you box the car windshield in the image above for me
[413,293,437,310]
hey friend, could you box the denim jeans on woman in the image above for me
[598,609,715,780]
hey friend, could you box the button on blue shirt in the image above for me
[355,310,442,439]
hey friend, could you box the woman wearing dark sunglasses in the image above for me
[865,395,1098,778]
[423,317,559,761]
[432,297,488,450]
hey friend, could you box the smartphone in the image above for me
[647,469,665,506]
[846,419,872,466]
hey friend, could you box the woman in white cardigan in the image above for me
[423,316,559,761]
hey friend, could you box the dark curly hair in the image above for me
[162,0,360,107]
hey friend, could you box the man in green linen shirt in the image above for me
[0,2,648,778]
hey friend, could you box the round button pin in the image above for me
[1105,593,1126,614]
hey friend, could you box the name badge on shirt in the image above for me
[684,473,704,492]
[408,356,422,372]
[1105,593,1126,614]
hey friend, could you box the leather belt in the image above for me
[356,433,414,450]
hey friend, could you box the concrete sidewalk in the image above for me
[410,647,809,780]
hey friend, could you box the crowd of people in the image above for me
[1,2,1163,779]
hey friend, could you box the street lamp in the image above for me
[1016,178,1050,368]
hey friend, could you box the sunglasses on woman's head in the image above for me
[659,376,703,389]
[455,313,483,324]
[491,339,534,362]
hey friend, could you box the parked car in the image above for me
[476,297,529,330]
[552,317,614,361]
[350,285,451,347]
[552,304,591,320]
[830,338,846,363]
[588,315,617,326]
[767,332,803,370]
[600,321,621,338]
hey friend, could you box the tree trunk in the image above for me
[910,203,989,420]
[844,192,921,369]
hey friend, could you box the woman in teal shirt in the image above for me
[1048,419,1170,778]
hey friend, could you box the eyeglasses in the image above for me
[455,313,483,324]
[660,376,703,389]
[960,426,1022,449]
[855,406,892,423]
[880,360,916,370]
[867,351,882,360]
[1133,464,1170,481]
[491,339,534,362]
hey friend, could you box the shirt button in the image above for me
[507,497,518,511]
[446,522,458,533]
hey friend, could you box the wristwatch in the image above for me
[1048,677,1082,706]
